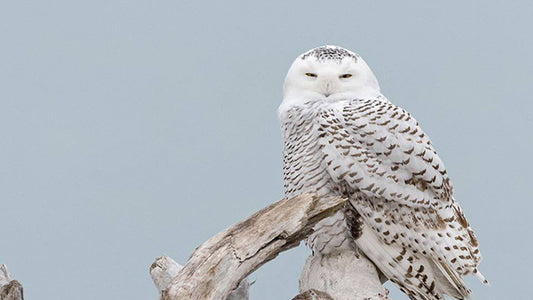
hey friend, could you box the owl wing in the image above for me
[317,98,485,298]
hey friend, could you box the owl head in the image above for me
[282,46,381,104]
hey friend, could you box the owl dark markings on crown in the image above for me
[300,46,359,63]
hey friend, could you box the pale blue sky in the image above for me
[1,1,531,299]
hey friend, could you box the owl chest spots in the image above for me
[282,108,336,198]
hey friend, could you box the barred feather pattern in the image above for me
[280,97,485,300]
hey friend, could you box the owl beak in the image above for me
[323,81,332,97]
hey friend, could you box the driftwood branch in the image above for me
[151,192,347,300]
[150,256,184,297]
[0,265,23,300]
[150,255,251,300]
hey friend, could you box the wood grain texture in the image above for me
[300,250,389,300]
[150,255,250,300]
[157,192,346,300]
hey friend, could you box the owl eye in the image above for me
[305,73,318,78]
[339,74,352,79]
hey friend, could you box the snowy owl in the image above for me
[279,46,487,300]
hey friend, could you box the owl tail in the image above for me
[356,225,471,300]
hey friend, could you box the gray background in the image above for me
[1,1,531,299]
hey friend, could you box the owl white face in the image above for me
[282,46,381,106]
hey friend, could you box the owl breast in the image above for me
[281,101,357,255]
